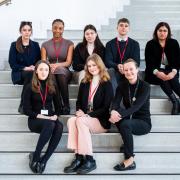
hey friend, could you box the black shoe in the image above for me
[62,106,70,115]
[76,159,97,174]
[114,161,136,171]
[169,94,180,115]
[29,152,38,173]
[18,104,24,114]
[36,161,47,174]
[64,158,83,173]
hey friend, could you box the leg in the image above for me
[55,73,72,114]
[169,75,180,97]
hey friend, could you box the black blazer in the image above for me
[76,80,113,129]
[145,39,180,84]
[8,40,41,84]
[72,42,105,71]
[111,79,151,126]
[105,37,140,71]
[23,83,62,120]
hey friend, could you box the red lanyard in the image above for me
[161,47,165,64]
[53,38,63,63]
[88,81,100,102]
[38,84,48,109]
[116,37,128,64]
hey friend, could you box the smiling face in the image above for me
[87,60,100,76]
[123,62,138,82]
[117,22,129,36]
[157,26,168,41]
[84,29,97,44]
[20,25,32,40]
[36,63,50,80]
[52,22,64,39]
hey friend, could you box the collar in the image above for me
[117,36,128,42]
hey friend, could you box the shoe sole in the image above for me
[76,165,97,174]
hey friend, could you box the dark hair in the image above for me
[52,19,64,26]
[82,24,104,53]
[117,18,130,25]
[123,58,138,68]
[16,21,32,53]
[32,60,55,94]
[153,22,172,40]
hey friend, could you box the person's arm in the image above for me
[35,42,41,63]
[57,44,74,68]
[117,83,150,118]
[132,41,140,66]
[8,42,26,71]
[88,81,113,117]
[41,47,47,61]
[23,84,39,119]
[72,45,85,71]
[105,41,118,71]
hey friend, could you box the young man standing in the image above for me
[105,18,140,93]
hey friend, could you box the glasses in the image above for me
[21,21,32,26]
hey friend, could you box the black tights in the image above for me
[28,118,63,163]
[55,74,72,107]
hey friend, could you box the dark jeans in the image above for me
[116,118,151,159]
[28,118,63,163]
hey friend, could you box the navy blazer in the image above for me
[76,80,113,129]
[8,40,41,84]
[105,37,140,71]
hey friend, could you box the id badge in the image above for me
[160,64,165,69]
[41,109,48,115]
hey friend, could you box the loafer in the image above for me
[37,161,46,174]
[29,152,38,173]
[76,159,97,174]
[114,161,136,171]
[64,158,83,173]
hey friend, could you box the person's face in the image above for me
[36,63,49,80]
[52,22,64,39]
[84,29,97,44]
[20,25,32,40]
[117,22,129,36]
[157,26,168,41]
[87,60,100,76]
[123,62,138,81]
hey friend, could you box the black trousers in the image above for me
[28,118,63,163]
[20,71,33,105]
[116,118,151,159]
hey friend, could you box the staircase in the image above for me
[0,70,180,179]
[1,0,180,179]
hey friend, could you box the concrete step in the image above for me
[0,153,180,174]
[0,132,180,152]
[1,175,180,180]
[131,0,180,6]
[0,98,173,115]
[0,115,179,133]
[0,83,172,98]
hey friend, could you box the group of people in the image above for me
[8,18,180,174]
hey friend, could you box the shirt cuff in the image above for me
[153,69,158,75]
[172,69,177,74]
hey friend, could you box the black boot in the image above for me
[64,154,84,173]
[169,94,180,115]
[76,155,97,174]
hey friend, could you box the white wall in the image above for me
[0,0,129,50]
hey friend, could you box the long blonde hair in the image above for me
[82,53,110,83]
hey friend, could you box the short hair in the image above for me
[153,22,172,40]
[123,58,138,69]
[117,18,130,25]
[52,19,64,26]
[82,53,110,83]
